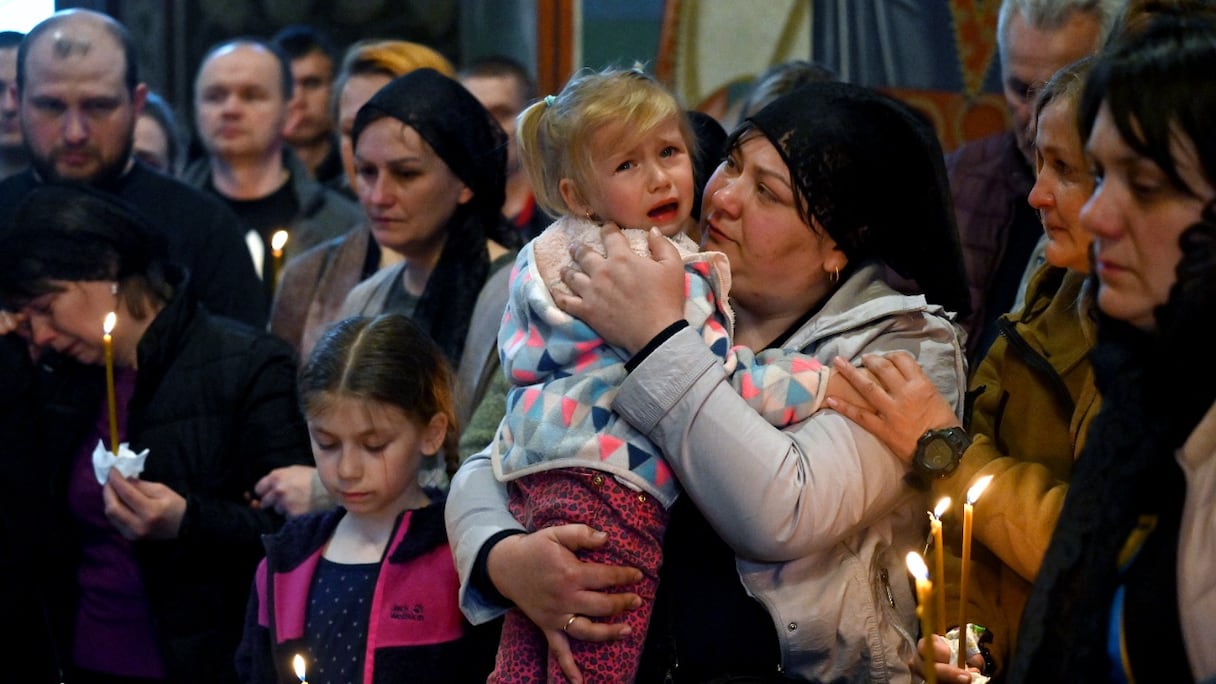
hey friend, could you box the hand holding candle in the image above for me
[930,497,951,635]
[103,311,118,455]
[956,474,993,668]
[293,653,308,684]
[906,551,937,684]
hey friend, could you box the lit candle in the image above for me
[956,474,993,668]
[270,229,289,290]
[906,551,938,684]
[930,497,951,635]
[292,653,308,684]
[103,312,118,455]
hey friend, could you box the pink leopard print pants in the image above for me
[490,467,668,683]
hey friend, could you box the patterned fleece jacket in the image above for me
[492,217,830,506]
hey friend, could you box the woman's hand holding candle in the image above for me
[956,474,994,668]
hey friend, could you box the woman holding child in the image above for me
[447,81,971,682]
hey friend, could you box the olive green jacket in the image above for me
[934,265,1100,675]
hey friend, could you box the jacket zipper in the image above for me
[996,317,1075,414]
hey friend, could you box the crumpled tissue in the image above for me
[92,439,149,485]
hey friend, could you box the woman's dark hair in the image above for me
[737,81,971,316]
[1079,14,1216,199]
[0,183,172,319]
[300,314,459,475]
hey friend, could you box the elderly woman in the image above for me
[0,184,312,683]
[447,81,971,683]
[830,56,1100,681]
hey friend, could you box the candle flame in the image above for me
[933,497,952,519]
[271,229,290,253]
[103,311,116,335]
[966,474,994,505]
[905,551,929,580]
[293,654,306,681]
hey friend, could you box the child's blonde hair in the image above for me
[517,65,695,218]
[299,314,459,475]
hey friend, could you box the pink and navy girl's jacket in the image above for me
[234,500,499,683]
[492,217,832,507]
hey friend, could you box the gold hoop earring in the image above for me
[831,267,840,283]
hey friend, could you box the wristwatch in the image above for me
[913,427,970,480]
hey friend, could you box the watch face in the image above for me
[924,439,955,470]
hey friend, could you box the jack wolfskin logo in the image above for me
[391,603,425,621]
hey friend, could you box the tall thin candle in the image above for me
[906,551,937,684]
[931,497,951,635]
[956,474,993,668]
[103,312,118,455]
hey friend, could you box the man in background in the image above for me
[1,9,265,325]
[272,24,343,185]
[185,38,361,298]
[949,0,1123,364]
[459,55,551,245]
[0,31,28,179]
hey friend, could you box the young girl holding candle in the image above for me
[236,314,499,684]
[487,66,848,682]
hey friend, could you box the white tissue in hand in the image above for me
[92,439,150,485]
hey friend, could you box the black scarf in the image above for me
[1009,216,1216,682]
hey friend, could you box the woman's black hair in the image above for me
[738,81,971,316]
[0,183,172,317]
[300,314,459,474]
[1078,14,1216,198]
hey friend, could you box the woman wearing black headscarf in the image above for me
[339,68,513,367]
[447,82,971,683]
[327,68,514,493]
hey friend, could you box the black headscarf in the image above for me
[741,81,971,317]
[350,68,509,365]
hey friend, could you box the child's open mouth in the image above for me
[647,201,679,223]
